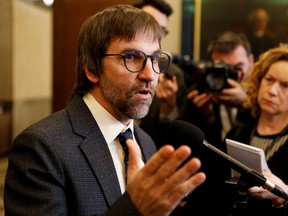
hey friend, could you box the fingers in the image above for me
[152,146,193,183]
[226,78,239,87]
[187,89,197,99]
[174,171,206,202]
[165,157,205,197]
[142,145,177,176]
[126,139,143,170]
[141,145,204,192]
[125,141,195,182]
[125,143,206,216]
[248,187,270,199]
[193,94,211,107]
[170,157,204,187]
[157,75,178,99]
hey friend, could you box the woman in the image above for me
[226,47,288,216]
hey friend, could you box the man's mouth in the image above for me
[137,87,152,95]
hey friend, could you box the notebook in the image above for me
[225,138,268,178]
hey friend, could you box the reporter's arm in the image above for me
[248,170,288,207]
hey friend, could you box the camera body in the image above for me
[172,55,238,93]
[195,60,238,93]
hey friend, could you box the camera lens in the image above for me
[205,68,227,92]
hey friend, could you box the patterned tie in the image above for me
[118,128,133,180]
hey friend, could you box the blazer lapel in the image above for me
[80,133,122,206]
[66,96,157,207]
[134,126,157,162]
[66,96,122,207]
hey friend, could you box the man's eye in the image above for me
[265,77,273,82]
[282,82,288,89]
[125,53,136,61]
[234,66,242,72]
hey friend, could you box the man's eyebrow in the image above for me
[233,62,244,67]
[150,49,162,54]
[120,48,137,52]
[119,48,162,55]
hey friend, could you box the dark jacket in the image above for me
[4,95,157,216]
[226,119,288,216]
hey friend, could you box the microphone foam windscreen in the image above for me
[166,120,205,148]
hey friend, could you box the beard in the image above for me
[99,74,155,120]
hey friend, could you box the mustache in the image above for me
[132,81,155,94]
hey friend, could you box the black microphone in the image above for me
[167,120,288,200]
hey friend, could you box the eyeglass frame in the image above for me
[102,50,171,74]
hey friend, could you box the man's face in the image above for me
[93,31,161,124]
[211,45,254,81]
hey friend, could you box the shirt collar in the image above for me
[83,92,134,144]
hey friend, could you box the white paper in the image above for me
[225,138,268,177]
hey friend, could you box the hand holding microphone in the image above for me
[166,120,288,201]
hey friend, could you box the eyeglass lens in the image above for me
[123,50,170,74]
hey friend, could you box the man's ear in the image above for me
[83,65,99,84]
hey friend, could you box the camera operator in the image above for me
[187,31,254,145]
[180,31,254,216]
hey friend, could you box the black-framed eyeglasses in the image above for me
[103,50,171,74]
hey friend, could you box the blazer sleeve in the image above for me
[5,125,143,215]
[5,115,156,216]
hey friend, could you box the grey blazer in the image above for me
[4,95,157,216]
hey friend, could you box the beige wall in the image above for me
[0,0,182,141]
[12,0,53,137]
[0,1,12,100]
[13,0,52,101]
[0,0,53,140]
[161,0,182,55]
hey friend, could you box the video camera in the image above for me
[172,55,238,93]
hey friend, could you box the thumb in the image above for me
[187,89,198,99]
[226,78,238,87]
[126,139,143,175]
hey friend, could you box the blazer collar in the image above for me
[66,95,122,206]
[66,95,157,206]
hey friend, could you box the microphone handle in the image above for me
[204,140,252,174]
[270,185,288,200]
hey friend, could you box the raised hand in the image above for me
[125,139,206,216]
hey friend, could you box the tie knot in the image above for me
[118,128,133,143]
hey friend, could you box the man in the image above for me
[134,0,188,148]
[246,8,276,61]
[4,5,205,216]
[187,31,254,146]
[182,31,254,216]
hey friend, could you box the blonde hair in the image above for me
[243,47,288,117]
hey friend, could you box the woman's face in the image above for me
[258,60,288,117]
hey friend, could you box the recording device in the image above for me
[167,120,288,201]
[172,55,238,93]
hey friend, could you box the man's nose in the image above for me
[138,59,157,81]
